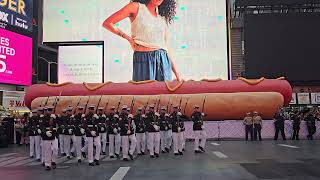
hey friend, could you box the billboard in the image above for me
[0,28,32,85]
[0,0,33,32]
[43,0,229,82]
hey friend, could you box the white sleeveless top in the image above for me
[131,3,167,49]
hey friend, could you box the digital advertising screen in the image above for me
[0,28,32,85]
[58,43,104,84]
[0,0,33,33]
[43,0,229,82]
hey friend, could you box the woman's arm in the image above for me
[165,26,182,81]
[102,2,138,46]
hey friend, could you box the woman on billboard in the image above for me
[102,0,181,82]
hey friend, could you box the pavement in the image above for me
[0,140,320,180]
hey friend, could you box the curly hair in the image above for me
[131,0,177,24]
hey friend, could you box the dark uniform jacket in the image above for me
[170,112,185,133]
[107,112,119,135]
[73,113,85,136]
[41,114,57,140]
[65,115,75,135]
[97,114,107,133]
[145,111,160,133]
[57,115,66,134]
[28,116,41,136]
[84,113,99,137]
[119,113,134,136]
[192,112,204,131]
[134,114,145,133]
[291,114,301,129]
[159,113,170,131]
[274,113,285,128]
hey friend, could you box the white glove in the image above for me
[80,128,85,134]
[46,131,52,137]
[178,127,181,132]
[165,114,170,117]
[155,112,160,117]
[81,114,86,118]
[165,127,168,131]
[201,125,204,130]
[71,115,75,118]
[113,128,118,134]
[127,130,131,134]
[68,129,73,134]
[106,118,109,121]
[29,114,33,118]
[93,114,99,119]
[37,129,42,134]
[142,114,146,118]
[91,131,96,136]
[128,114,133,119]
[201,113,205,116]
[102,114,106,118]
[40,115,44,118]
[50,114,56,119]
[101,127,105,131]
[119,118,123,121]
[114,114,119,118]
[177,112,182,116]
[153,125,159,131]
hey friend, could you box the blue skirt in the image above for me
[133,49,172,81]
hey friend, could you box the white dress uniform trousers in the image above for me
[43,138,58,167]
[121,135,137,159]
[160,131,170,151]
[59,134,65,154]
[108,134,121,156]
[172,132,183,153]
[100,132,107,153]
[87,136,101,163]
[64,135,76,156]
[29,135,41,159]
[148,132,160,155]
[74,135,83,160]
[136,133,146,153]
[194,130,207,150]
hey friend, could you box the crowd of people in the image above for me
[21,104,206,170]
[242,107,320,141]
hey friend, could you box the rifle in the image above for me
[53,91,63,114]
[84,96,91,114]
[156,96,161,112]
[104,98,110,113]
[130,96,135,114]
[166,97,171,113]
[178,96,183,112]
[183,97,190,114]
[143,96,150,114]
[95,95,103,114]
[116,96,123,113]
[73,97,82,114]
[43,96,50,108]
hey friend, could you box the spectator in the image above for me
[274,107,286,140]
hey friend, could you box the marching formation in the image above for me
[27,102,207,170]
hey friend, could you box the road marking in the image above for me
[0,157,16,162]
[0,153,18,158]
[5,158,37,167]
[109,167,130,180]
[0,157,29,167]
[211,142,220,146]
[212,151,228,158]
[278,144,299,149]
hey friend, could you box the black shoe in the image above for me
[110,155,115,158]
[37,159,41,162]
[89,163,95,166]
[67,156,71,159]
[141,152,145,155]
[52,162,56,169]
[62,153,66,157]
[161,150,166,153]
[182,148,185,152]
[71,152,76,157]
[174,153,179,156]
[102,152,107,155]
[155,153,159,158]
[78,159,82,163]
[129,153,134,160]
[137,153,142,156]
[115,153,120,158]
[165,147,170,153]
[179,151,183,155]
[150,155,155,158]
[199,146,205,152]
[94,159,100,165]
[30,155,34,158]
[123,158,129,161]
[45,166,51,171]
[195,150,201,153]
[82,152,87,158]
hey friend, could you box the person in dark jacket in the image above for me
[72,106,86,163]
[134,107,146,155]
[291,110,301,140]
[192,105,206,153]
[145,104,161,158]
[170,105,184,155]
[29,109,41,161]
[305,111,316,140]
[273,108,286,140]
